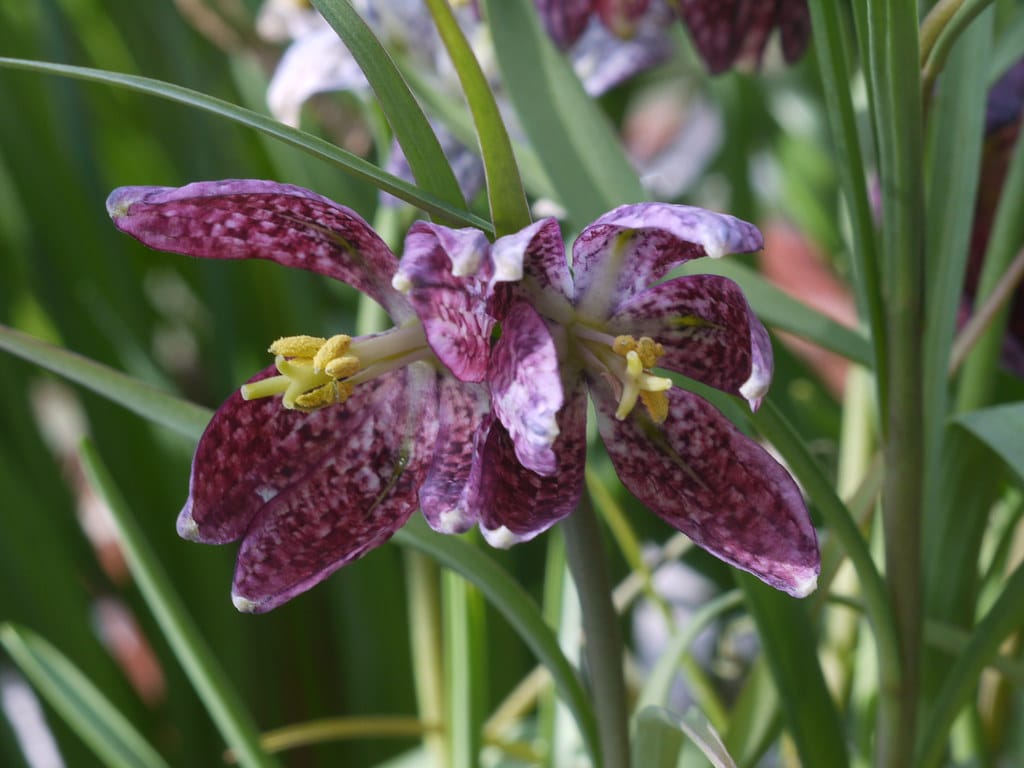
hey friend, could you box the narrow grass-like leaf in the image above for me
[807,0,883,377]
[0,57,490,232]
[631,707,685,768]
[917,560,1024,768]
[0,324,210,440]
[393,515,599,766]
[79,441,278,768]
[309,0,466,212]
[482,0,646,228]
[423,0,531,236]
[0,624,171,768]
[634,591,744,713]
[954,402,1024,484]
[737,574,849,768]
[678,261,874,367]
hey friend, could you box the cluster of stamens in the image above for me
[610,335,671,423]
[241,334,361,412]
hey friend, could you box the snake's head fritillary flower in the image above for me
[107,180,527,612]
[674,0,811,74]
[399,203,819,596]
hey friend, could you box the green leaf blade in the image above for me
[0,624,172,768]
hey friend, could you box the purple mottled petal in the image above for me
[419,377,490,534]
[572,202,763,320]
[394,222,494,382]
[675,0,741,74]
[229,362,439,612]
[493,218,573,303]
[490,301,565,475]
[107,180,410,320]
[479,381,588,547]
[777,0,811,65]
[607,274,773,409]
[676,0,810,74]
[535,0,594,48]
[594,383,819,597]
[572,4,675,96]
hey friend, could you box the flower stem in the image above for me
[561,491,629,768]
[865,2,927,764]
[403,551,448,768]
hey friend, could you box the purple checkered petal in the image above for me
[572,202,763,320]
[607,274,773,409]
[676,0,810,74]
[535,0,594,48]
[594,383,819,597]
[228,362,440,613]
[107,180,410,321]
[479,381,588,547]
[395,222,495,382]
[675,0,741,74]
[490,301,565,475]
[777,0,811,65]
[419,377,490,534]
[572,4,675,96]
[494,218,573,303]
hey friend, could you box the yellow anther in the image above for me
[634,337,664,368]
[612,335,664,368]
[640,390,669,423]
[269,335,326,358]
[324,355,360,380]
[612,335,637,356]
[294,380,354,411]
[312,334,352,373]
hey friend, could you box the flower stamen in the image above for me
[610,334,671,423]
[243,333,362,412]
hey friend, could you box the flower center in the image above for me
[240,323,429,412]
[574,327,672,423]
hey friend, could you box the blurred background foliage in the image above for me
[0,0,944,766]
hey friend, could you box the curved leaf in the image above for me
[0,57,490,232]
[309,0,467,212]
[79,442,278,768]
[393,515,599,766]
[0,324,210,440]
[0,624,171,768]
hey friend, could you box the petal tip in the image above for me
[739,374,769,411]
[481,524,531,549]
[785,569,819,599]
[176,505,201,541]
[391,272,413,294]
[433,507,475,535]
[105,187,140,220]
[231,592,262,614]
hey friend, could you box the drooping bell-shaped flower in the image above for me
[674,0,811,74]
[395,203,820,596]
[107,179,526,612]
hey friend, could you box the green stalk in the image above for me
[807,0,885,381]
[443,572,486,768]
[403,552,448,767]
[864,3,927,763]
[562,492,628,768]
